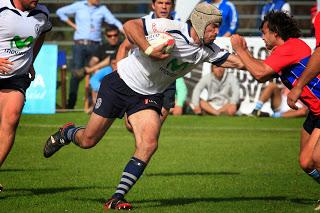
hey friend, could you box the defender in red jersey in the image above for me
[231,11,320,210]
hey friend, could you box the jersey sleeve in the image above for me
[142,18,181,35]
[37,4,52,34]
[203,43,230,66]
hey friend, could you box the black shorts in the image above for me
[0,74,31,96]
[303,111,320,134]
[162,81,176,110]
[93,72,163,119]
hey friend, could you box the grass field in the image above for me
[0,114,319,212]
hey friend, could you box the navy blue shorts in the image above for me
[0,74,31,96]
[303,111,320,134]
[162,81,176,110]
[93,71,163,119]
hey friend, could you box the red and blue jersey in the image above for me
[264,38,320,116]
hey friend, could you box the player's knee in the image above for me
[2,112,20,131]
[138,139,158,154]
[299,155,313,171]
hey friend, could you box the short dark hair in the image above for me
[260,11,301,41]
[105,24,119,33]
[152,0,175,4]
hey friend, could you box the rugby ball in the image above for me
[145,32,175,54]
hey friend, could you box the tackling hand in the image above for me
[287,86,302,110]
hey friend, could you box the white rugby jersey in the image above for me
[0,0,52,79]
[117,18,229,95]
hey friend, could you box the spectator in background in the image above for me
[171,77,188,116]
[206,0,239,37]
[85,25,121,108]
[258,0,291,26]
[256,0,290,35]
[310,3,317,36]
[191,65,240,116]
[251,82,308,118]
[56,0,123,109]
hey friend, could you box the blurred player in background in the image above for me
[231,11,320,210]
[0,0,51,188]
[43,2,245,210]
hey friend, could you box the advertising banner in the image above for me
[23,44,58,114]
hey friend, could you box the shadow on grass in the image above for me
[134,196,315,207]
[0,168,59,172]
[0,186,113,199]
[72,196,315,207]
[145,171,240,177]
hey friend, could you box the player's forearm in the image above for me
[116,39,133,63]
[295,47,320,89]
[91,57,110,72]
[235,49,269,82]
[32,34,45,63]
[123,19,150,52]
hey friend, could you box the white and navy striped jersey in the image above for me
[0,0,52,79]
[117,18,229,95]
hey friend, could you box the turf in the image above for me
[0,114,318,212]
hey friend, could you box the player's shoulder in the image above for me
[35,4,50,15]
[286,38,311,50]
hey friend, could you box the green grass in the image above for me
[0,114,318,212]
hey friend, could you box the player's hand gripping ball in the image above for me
[145,32,175,54]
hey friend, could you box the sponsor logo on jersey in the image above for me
[10,36,34,49]
[166,58,190,72]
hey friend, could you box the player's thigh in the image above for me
[84,112,115,142]
[0,90,25,127]
[128,109,161,144]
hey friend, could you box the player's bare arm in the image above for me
[0,57,13,74]
[231,34,274,82]
[219,54,245,70]
[29,33,46,80]
[123,19,170,60]
[287,47,320,110]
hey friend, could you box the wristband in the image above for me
[144,46,154,56]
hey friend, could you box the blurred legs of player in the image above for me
[0,89,25,167]
[299,115,320,210]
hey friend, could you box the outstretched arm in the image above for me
[230,34,274,82]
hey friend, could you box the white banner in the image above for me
[175,0,201,23]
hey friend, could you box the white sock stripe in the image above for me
[118,184,129,191]
[115,189,126,195]
[122,172,137,181]
[121,178,134,185]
